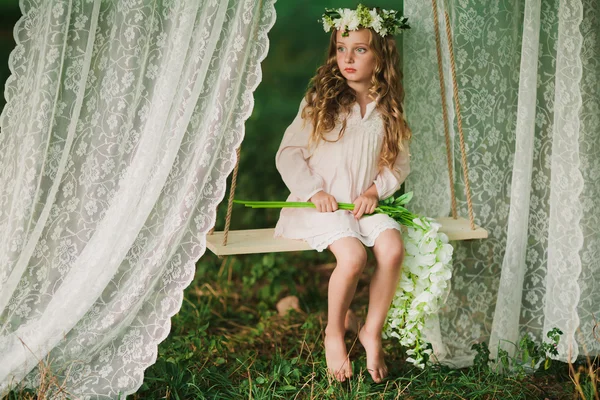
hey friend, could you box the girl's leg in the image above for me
[359,229,404,382]
[326,237,367,382]
[344,309,360,333]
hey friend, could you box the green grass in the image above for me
[2,250,596,399]
[132,251,587,400]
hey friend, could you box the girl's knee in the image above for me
[332,242,367,277]
[338,259,367,279]
[391,241,405,260]
[375,235,404,268]
[388,244,405,266]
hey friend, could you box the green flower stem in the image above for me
[233,199,422,228]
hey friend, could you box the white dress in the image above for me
[274,98,411,252]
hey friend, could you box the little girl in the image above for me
[274,6,411,383]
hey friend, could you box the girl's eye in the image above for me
[337,47,345,52]
[356,47,367,54]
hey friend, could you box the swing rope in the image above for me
[432,0,476,230]
[222,146,242,246]
[431,0,458,220]
[207,146,241,246]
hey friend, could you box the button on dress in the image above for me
[274,98,411,252]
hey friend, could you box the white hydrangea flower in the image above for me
[399,278,415,292]
[438,232,450,244]
[413,291,434,304]
[322,18,332,33]
[419,238,437,254]
[436,243,453,264]
[408,226,424,241]
[383,216,454,369]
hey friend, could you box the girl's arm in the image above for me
[373,144,411,200]
[275,99,325,202]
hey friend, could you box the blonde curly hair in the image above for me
[302,28,411,170]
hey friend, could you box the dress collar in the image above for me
[353,98,378,121]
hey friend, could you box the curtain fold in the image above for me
[0,0,277,398]
[543,0,584,360]
[576,0,600,357]
[404,0,599,367]
[489,0,541,357]
[403,0,455,219]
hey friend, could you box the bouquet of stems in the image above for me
[234,192,453,368]
[234,192,425,229]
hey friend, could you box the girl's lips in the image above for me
[345,68,356,73]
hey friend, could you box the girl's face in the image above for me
[336,29,376,86]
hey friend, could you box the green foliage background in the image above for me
[0,1,20,114]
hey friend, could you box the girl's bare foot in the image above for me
[324,334,352,382]
[358,326,388,383]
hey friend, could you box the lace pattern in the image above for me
[403,0,598,366]
[307,221,402,252]
[0,0,277,398]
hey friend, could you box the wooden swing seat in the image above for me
[206,216,488,256]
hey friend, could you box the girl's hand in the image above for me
[353,194,378,219]
[310,191,338,213]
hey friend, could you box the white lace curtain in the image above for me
[405,0,599,366]
[0,0,275,398]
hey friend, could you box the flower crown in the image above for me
[321,4,410,37]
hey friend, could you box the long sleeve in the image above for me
[275,99,325,201]
[373,143,411,200]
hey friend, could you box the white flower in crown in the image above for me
[321,4,410,37]
[369,9,383,32]
[333,18,343,30]
[339,8,356,30]
[347,12,361,31]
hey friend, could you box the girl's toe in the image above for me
[329,369,339,382]
[371,370,381,383]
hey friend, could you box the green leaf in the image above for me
[395,191,413,205]
[381,196,395,206]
